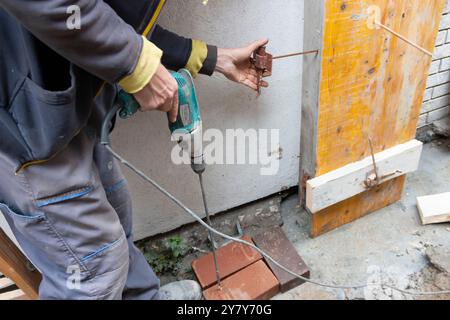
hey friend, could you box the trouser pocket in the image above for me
[28,180,127,275]
[1,123,131,298]
[0,202,84,272]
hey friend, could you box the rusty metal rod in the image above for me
[375,22,433,57]
[272,49,319,60]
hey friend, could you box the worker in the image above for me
[0,0,268,300]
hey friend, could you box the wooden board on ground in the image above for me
[0,229,41,299]
[417,192,450,225]
[306,140,423,213]
[300,0,446,237]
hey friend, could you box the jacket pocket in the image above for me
[8,67,92,165]
[24,75,75,105]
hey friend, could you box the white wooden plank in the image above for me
[0,289,26,300]
[306,140,423,213]
[417,192,450,225]
[0,277,14,290]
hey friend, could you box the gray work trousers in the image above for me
[0,126,161,299]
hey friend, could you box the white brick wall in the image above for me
[420,1,450,128]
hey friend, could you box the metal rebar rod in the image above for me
[272,49,319,60]
[368,138,380,184]
[375,21,433,57]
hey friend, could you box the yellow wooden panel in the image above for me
[317,0,445,175]
[311,176,405,237]
[311,0,445,237]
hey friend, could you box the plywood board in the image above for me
[301,0,446,236]
[417,192,450,225]
[307,140,422,213]
[316,0,444,175]
[311,176,406,237]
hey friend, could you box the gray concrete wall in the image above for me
[112,0,305,239]
[419,0,450,127]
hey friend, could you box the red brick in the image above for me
[203,260,280,300]
[192,236,262,289]
[253,226,310,292]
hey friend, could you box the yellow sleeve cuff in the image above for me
[185,39,208,78]
[119,36,163,94]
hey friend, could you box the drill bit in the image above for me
[198,172,222,288]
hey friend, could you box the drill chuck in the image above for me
[191,160,206,174]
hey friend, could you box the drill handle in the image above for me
[100,101,121,146]
[117,90,140,119]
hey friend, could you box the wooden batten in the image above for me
[0,289,27,300]
[306,140,423,214]
[417,192,450,225]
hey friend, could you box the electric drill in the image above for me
[115,69,222,286]
[116,69,205,173]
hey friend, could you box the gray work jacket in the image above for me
[0,0,164,172]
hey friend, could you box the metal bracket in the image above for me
[251,47,319,94]
[364,138,403,189]
[252,46,273,94]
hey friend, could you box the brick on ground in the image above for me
[192,236,262,289]
[253,226,310,293]
[203,260,280,300]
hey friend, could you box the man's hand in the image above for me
[133,64,179,122]
[215,38,269,91]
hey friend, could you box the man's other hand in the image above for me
[133,64,179,122]
[215,38,269,91]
